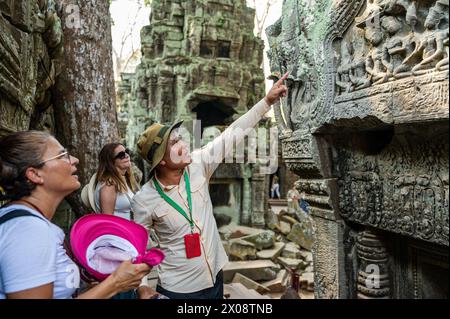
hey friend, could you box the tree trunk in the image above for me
[52,0,119,217]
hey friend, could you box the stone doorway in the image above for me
[209,179,243,225]
[192,100,236,136]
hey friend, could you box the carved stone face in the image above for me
[365,27,383,45]
[424,6,441,29]
[381,16,402,35]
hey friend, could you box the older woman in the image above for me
[0,131,151,299]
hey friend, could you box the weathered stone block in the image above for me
[304,265,314,273]
[231,273,270,295]
[223,260,278,283]
[280,215,298,226]
[287,222,314,251]
[300,250,313,263]
[265,209,281,231]
[277,257,305,270]
[228,239,257,261]
[241,230,276,250]
[279,221,291,235]
[166,31,184,41]
[281,242,302,259]
[256,242,285,260]
[219,223,264,240]
[261,269,289,293]
[224,283,271,299]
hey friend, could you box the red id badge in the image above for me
[184,233,201,259]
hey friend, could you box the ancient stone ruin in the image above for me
[267,0,448,298]
[2,0,447,299]
[0,0,63,136]
[118,0,271,227]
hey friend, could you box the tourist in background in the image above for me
[271,176,281,199]
[94,143,139,221]
[91,142,160,299]
[287,181,301,214]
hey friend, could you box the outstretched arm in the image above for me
[197,73,289,178]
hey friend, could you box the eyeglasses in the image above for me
[38,151,71,166]
[114,148,131,160]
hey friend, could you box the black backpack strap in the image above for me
[0,209,45,226]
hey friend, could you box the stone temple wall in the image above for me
[0,0,74,231]
[118,0,265,148]
[267,0,448,298]
[0,0,64,137]
[118,0,269,227]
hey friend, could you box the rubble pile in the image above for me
[220,209,315,298]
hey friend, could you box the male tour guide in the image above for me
[132,73,289,299]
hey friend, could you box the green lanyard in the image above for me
[153,171,194,232]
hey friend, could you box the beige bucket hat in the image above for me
[81,173,99,213]
[136,120,183,174]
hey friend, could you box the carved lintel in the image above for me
[337,132,449,246]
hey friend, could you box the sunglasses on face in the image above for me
[114,148,131,160]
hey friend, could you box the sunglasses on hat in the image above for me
[114,148,131,160]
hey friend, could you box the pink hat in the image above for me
[70,214,164,281]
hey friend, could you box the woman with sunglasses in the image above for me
[94,143,139,221]
[0,131,151,299]
[94,143,155,299]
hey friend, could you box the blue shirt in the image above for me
[0,205,80,299]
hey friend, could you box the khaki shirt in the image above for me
[131,98,270,293]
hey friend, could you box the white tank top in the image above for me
[94,183,134,220]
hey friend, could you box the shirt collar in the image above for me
[152,169,187,192]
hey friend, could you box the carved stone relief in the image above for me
[267,0,448,299]
[0,0,63,136]
[335,0,449,96]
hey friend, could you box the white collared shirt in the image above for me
[131,99,270,293]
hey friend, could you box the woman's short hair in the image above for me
[0,131,51,201]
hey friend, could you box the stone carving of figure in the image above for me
[348,31,372,90]
[436,37,449,71]
[350,60,372,90]
[365,25,389,84]
[381,16,414,79]
[379,0,418,27]
[336,41,354,94]
[187,19,199,56]
[266,18,283,78]
[355,0,383,26]
[404,0,449,75]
